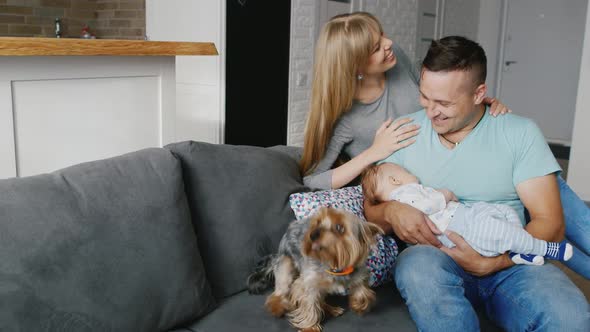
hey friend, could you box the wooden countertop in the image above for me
[0,37,218,56]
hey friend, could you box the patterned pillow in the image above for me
[289,185,365,221]
[289,185,398,287]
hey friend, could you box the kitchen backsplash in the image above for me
[0,0,145,39]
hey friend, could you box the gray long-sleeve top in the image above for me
[303,44,422,189]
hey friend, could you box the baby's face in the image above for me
[375,163,419,201]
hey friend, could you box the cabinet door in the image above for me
[0,57,173,179]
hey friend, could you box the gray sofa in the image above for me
[0,141,498,331]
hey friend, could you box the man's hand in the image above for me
[386,202,443,247]
[439,230,513,277]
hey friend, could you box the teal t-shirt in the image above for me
[381,109,561,224]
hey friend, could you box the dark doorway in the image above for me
[225,0,291,147]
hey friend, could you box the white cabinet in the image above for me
[0,56,176,178]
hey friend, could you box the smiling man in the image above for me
[373,36,589,331]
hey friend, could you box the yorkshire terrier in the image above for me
[247,207,383,332]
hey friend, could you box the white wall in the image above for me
[568,2,590,201]
[364,0,419,62]
[287,0,319,148]
[146,0,224,144]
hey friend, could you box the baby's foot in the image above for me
[509,252,544,265]
[544,240,573,261]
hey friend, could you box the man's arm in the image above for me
[440,173,563,276]
[517,173,565,241]
[363,198,442,247]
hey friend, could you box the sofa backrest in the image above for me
[166,141,308,299]
[0,148,215,331]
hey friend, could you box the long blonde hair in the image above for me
[300,12,383,176]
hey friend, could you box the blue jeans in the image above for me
[559,176,590,278]
[395,245,590,331]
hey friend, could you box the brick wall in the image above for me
[287,0,317,147]
[0,0,145,39]
[94,0,145,40]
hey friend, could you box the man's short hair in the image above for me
[422,36,487,88]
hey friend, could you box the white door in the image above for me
[499,0,588,145]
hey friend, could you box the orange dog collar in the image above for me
[325,266,354,276]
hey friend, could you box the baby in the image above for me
[361,162,573,265]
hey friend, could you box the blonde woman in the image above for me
[301,12,507,192]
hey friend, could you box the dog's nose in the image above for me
[310,229,321,241]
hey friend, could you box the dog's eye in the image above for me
[335,224,345,234]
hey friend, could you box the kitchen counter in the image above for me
[0,37,218,179]
[0,37,218,56]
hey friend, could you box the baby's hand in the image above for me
[439,189,458,203]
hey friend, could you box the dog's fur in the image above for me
[247,207,383,332]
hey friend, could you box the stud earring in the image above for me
[357,73,364,80]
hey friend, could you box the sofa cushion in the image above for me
[187,287,501,332]
[0,148,215,331]
[189,287,416,331]
[166,141,308,298]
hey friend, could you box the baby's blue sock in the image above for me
[544,240,573,261]
[509,252,544,265]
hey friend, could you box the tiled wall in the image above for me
[0,0,145,39]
